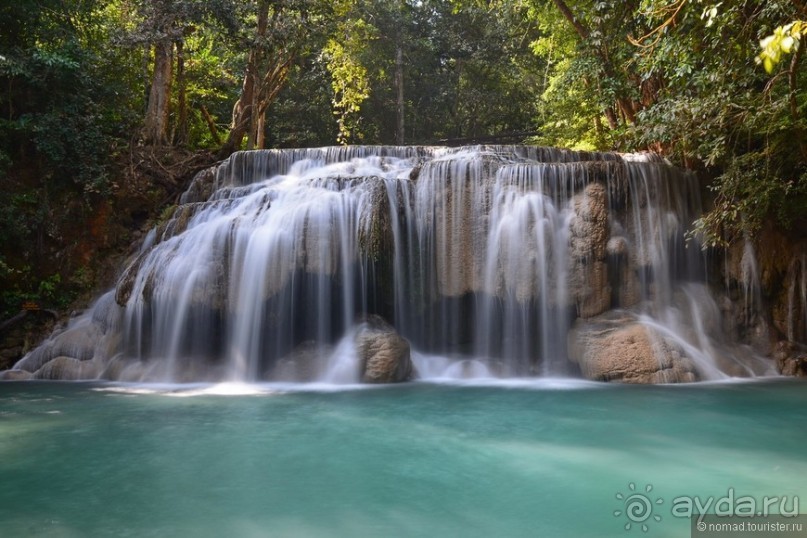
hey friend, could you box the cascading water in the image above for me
[7,146,784,383]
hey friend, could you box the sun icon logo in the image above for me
[614,483,664,532]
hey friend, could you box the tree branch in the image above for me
[551,0,590,40]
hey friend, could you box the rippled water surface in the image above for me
[1,379,806,537]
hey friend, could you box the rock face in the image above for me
[355,316,413,383]
[0,369,32,380]
[568,182,611,318]
[721,226,807,360]
[34,356,99,380]
[270,341,331,382]
[773,341,807,377]
[569,312,698,383]
[9,292,123,381]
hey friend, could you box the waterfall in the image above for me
[7,145,785,383]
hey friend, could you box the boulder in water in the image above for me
[568,313,698,383]
[355,316,413,383]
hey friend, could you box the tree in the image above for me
[0,0,142,316]
[323,0,542,144]
[123,0,239,146]
[220,0,333,156]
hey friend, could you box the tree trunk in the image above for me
[142,45,150,117]
[552,0,644,128]
[175,39,188,146]
[220,0,269,157]
[143,40,173,146]
[551,0,589,40]
[395,43,405,145]
[199,104,221,145]
[604,108,618,130]
[256,109,266,149]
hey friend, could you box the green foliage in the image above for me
[323,12,375,144]
[757,20,806,73]
[518,0,807,245]
[0,0,141,316]
[4,0,807,319]
[265,60,338,147]
[626,0,806,244]
[321,0,542,144]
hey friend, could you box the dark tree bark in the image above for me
[551,0,642,127]
[175,39,188,146]
[199,104,221,144]
[143,40,173,145]
[395,43,405,145]
[551,0,589,40]
[221,0,269,156]
[218,0,320,157]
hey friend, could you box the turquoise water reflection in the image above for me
[1,379,805,537]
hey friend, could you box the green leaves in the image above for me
[756,21,805,73]
[323,11,375,144]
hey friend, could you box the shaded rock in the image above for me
[270,341,331,382]
[568,313,698,383]
[423,154,497,298]
[358,177,393,261]
[355,316,412,383]
[160,203,197,241]
[98,355,151,381]
[606,235,640,308]
[568,182,611,317]
[91,292,124,333]
[11,326,97,374]
[13,343,56,373]
[13,306,113,375]
[34,357,99,380]
[180,164,220,204]
[48,323,102,362]
[115,359,148,382]
[114,251,147,306]
[0,369,33,380]
[773,341,807,377]
[570,182,609,260]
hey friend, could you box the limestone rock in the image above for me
[180,164,220,204]
[270,341,330,382]
[568,313,698,383]
[355,316,413,383]
[33,357,99,380]
[14,322,102,374]
[568,182,612,318]
[0,369,33,380]
[606,235,640,308]
[773,341,807,377]
[91,292,123,333]
[13,342,57,373]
